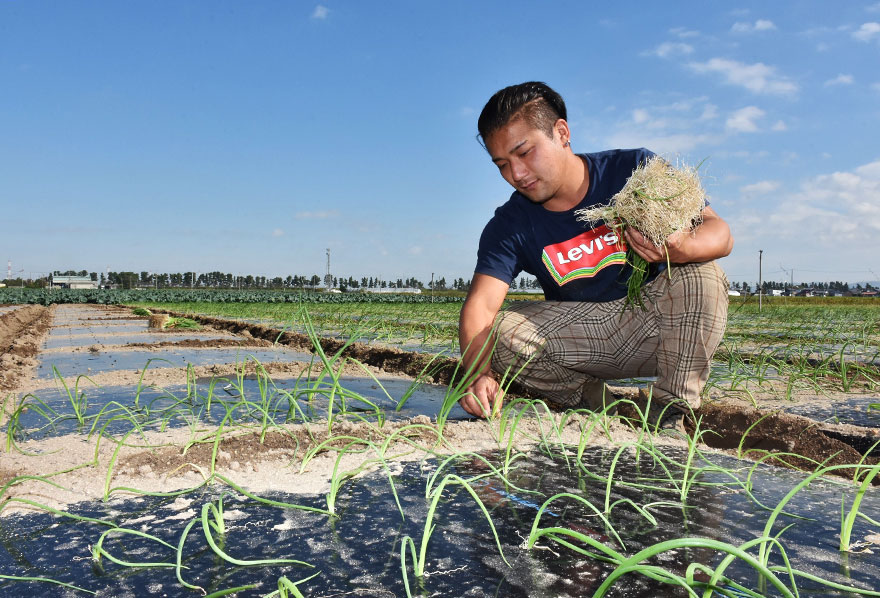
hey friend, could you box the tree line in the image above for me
[3,271,874,295]
[8,270,483,292]
[732,280,877,294]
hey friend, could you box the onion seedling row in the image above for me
[1,301,879,596]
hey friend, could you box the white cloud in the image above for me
[689,58,798,95]
[608,97,722,154]
[853,22,880,41]
[408,246,423,255]
[766,160,880,243]
[824,73,855,86]
[726,106,766,133]
[740,180,780,195]
[868,2,880,13]
[857,160,880,178]
[632,108,650,124]
[647,42,694,58]
[295,210,339,220]
[771,120,787,132]
[669,27,700,38]
[606,131,717,155]
[272,228,284,237]
[311,4,329,20]
[872,82,880,93]
[700,104,718,121]
[731,19,777,33]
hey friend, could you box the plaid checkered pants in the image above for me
[490,261,729,410]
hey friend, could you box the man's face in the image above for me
[485,117,568,204]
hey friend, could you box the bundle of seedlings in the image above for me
[166,316,201,330]
[575,155,706,309]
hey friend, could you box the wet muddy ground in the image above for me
[3,448,879,598]
[2,303,880,596]
[2,304,879,503]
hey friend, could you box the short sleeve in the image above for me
[474,213,524,285]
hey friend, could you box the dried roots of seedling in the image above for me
[575,156,707,309]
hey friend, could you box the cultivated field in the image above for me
[1,290,879,597]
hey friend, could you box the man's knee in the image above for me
[672,261,728,302]
[492,305,548,366]
[494,301,564,350]
[653,261,729,326]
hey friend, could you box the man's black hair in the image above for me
[477,81,567,147]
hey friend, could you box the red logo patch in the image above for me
[541,225,627,286]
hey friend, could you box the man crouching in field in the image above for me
[458,81,733,432]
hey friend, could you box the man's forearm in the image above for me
[458,303,496,379]
[458,273,510,391]
[677,216,733,263]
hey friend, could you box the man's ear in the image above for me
[554,118,571,146]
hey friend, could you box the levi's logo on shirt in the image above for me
[541,225,626,286]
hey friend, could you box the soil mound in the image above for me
[698,402,879,475]
[0,305,51,392]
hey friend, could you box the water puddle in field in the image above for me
[8,376,471,439]
[50,323,150,334]
[708,361,786,384]
[765,345,880,367]
[1,449,878,597]
[36,348,316,378]
[43,332,237,349]
[787,397,880,429]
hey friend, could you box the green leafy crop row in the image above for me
[0,288,466,306]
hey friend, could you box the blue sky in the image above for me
[3,1,879,286]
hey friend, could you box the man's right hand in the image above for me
[460,372,503,418]
[458,274,511,418]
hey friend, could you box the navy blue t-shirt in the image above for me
[475,148,659,302]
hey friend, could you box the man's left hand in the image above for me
[624,228,689,263]
[622,206,734,265]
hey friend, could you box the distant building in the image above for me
[50,275,98,289]
[794,287,828,297]
[354,287,422,294]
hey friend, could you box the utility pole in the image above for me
[758,249,763,312]
[324,248,332,289]
[780,265,794,295]
[430,272,434,303]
